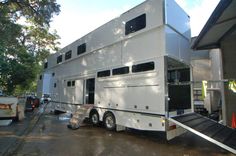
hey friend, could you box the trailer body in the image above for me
[38,0,191,139]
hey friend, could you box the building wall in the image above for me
[209,50,223,113]
[221,34,236,125]
[191,47,223,116]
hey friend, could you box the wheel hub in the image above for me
[92,114,98,124]
[106,116,114,128]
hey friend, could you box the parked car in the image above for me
[25,95,41,112]
[40,94,51,104]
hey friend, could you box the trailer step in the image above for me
[169,112,236,154]
[67,105,93,130]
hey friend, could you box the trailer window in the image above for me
[168,68,190,83]
[72,80,75,86]
[77,43,86,55]
[132,62,154,73]
[97,70,110,78]
[67,81,71,87]
[178,68,190,82]
[86,78,95,104]
[112,66,129,75]
[44,62,48,69]
[125,14,146,35]
[167,70,176,83]
[65,50,72,60]
[57,55,62,64]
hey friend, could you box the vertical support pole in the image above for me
[164,56,169,118]
[219,49,227,125]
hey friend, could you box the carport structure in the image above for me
[192,0,236,126]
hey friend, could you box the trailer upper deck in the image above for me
[44,0,190,70]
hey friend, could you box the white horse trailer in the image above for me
[38,0,191,138]
[37,0,236,153]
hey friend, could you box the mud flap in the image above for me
[166,124,186,140]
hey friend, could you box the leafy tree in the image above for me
[0,0,60,95]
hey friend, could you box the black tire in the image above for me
[104,112,116,131]
[54,110,62,115]
[13,115,19,122]
[90,111,99,126]
[13,106,19,122]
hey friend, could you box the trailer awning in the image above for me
[192,0,236,50]
[169,113,236,154]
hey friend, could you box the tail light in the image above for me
[169,125,176,130]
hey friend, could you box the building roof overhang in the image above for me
[192,0,236,50]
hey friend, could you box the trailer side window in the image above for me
[65,50,72,60]
[132,62,154,73]
[112,66,129,75]
[77,43,86,55]
[57,55,62,64]
[44,62,48,69]
[72,80,75,86]
[168,68,190,83]
[67,81,71,87]
[178,68,190,82]
[125,14,146,35]
[167,70,176,83]
[97,70,110,78]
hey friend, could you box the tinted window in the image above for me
[97,70,110,78]
[57,55,62,64]
[168,68,190,83]
[77,43,86,55]
[54,83,57,88]
[44,62,48,69]
[125,14,146,35]
[168,70,176,83]
[86,78,95,104]
[39,75,42,80]
[112,67,129,75]
[67,81,71,87]
[72,80,75,86]
[65,50,72,60]
[132,62,154,73]
[178,68,190,82]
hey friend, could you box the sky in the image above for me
[50,0,220,48]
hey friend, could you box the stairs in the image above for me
[67,105,93,129]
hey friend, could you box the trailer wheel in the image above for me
[90,111,99,125]
[104,112,116,131]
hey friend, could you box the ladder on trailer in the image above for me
[169,113,236,154]
[68,105,93,129]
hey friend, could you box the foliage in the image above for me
[0,0,60,95]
